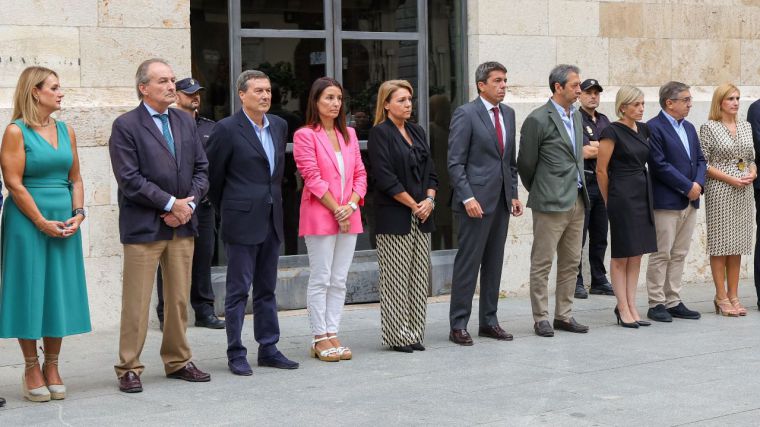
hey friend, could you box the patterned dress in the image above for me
[699,120,755,256]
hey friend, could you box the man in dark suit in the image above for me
[747,97,760,310]
[447,61,523,346]
[518,64,590,337]
[110,58,211,393]
[645,81,706,322]
[205,70,298,375]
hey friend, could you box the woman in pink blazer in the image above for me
[293,77,367,362]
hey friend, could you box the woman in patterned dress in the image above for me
[368,80,438,353]
[700,83,756,316]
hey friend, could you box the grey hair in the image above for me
[135,58,171,100]
[236,70,269,93]
[659,81,691,109]
[549,64,580,93]
[475,61,507,93]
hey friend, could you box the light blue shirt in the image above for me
[143,103,194,212]
[243,111,275,176]
[662,110,690,159]
[550,98,582,187]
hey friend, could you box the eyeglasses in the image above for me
[670,96,692,103]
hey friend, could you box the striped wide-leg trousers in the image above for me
[376,215,431,347]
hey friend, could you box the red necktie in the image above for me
[492,106,504,156]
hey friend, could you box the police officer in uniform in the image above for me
[575,79,615,298]
[157,77,225,329]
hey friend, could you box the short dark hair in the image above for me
[549,64,580,93]
[236,69,269,93]
[659,81,690,109]
[475,61,507,93]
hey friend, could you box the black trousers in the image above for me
[157,201,217,321]
[754,189,760,304]
[577,178,609,286]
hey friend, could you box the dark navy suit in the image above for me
[747,99,760,304]
[205,109,286,362]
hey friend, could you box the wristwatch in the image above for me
[72,208,87,218]
[348,201,358,211]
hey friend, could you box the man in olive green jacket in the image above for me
[517,64,590,338]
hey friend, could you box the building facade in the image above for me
[0,0,758,328]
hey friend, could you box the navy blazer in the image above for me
[647,111,707,210]
[109,103,209,244]
[205,110,287,245]
[747,99,760,190]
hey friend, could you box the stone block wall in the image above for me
[468,0,760,295]
[0,0,191,329]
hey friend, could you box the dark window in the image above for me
[241,1,325,30]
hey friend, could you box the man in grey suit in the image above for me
[448,61,523,346]
[518,64,590,337]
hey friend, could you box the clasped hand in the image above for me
[37,215,83,238]
[163,196,195,228]
[413,198,434,223]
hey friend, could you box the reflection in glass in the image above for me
[342,0,418,32]
[241,0,324,30]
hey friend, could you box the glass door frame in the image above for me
[228,0,429,139]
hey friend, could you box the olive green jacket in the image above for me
[517,100,590,212]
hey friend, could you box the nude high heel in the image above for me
[729,297,747,316]
[43,353,66,400]
[714,298,739,317]
[23,356,50,402]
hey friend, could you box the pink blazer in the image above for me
[293,125,368,236]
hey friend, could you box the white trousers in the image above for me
[304,233,358,335]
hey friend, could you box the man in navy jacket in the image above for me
[645,81,706,322]
[747,97,760,310]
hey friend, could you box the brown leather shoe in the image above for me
[553,317,589,333]
[166,362,211,382]
[534,320,554,337]
[449,329,474,346]
[118,371,142,393]
[478,324,513,341]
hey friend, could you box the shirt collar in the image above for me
[550,98,576,118]
[480,96,499,112]
[143,102,168,117]
[662,110,684,127]
[243,110,269,130]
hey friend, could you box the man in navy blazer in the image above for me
[110,58,210,393]
[205,70,298,375]
[645,81,706,322]
[748,97,760,310]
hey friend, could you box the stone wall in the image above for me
[0,0,191,329]
[468,0,760,296]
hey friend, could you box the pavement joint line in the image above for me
[671,406,760,426]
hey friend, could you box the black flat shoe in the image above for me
[391,345,413,353]
[614,307,639,328]
[409,342,425,351]
[636,320,651,326]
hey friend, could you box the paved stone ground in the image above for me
[1,280,759,426]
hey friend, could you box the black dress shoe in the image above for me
[589,281,615,295]
[553,317,589,333]
[478,324,514,341]
[534,320,554,337]
[449,329,474,346]
[614,307,639,328]
[636,320,651,326]
[391,345,413,353]
[574,285,588,299]
[667,302,701,319]
[0,396,6,407]
[258,351,299,369]
[228,358,253,376]
[647,304,673,322]
[195,314,226,329]
[118,371,143,393]
[410,342,425,351]
[159,321,163,332]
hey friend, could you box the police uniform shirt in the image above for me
[580,108,611,176]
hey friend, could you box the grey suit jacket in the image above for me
[517,100,589,212]
[447,98,518,214]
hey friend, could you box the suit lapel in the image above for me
[546,101,575,157]
[473,99,501,154]
[168,109,182,169]
[658,112,692,161]
[236,110,269,161]
[316,127,340,173]
[138,103,176,160]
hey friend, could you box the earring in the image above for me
[33,97,39,103]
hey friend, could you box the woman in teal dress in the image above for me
[0,66,90,402]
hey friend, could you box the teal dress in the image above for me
[0,120,91,339]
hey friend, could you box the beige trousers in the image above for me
[645,206,697,308]
[529,195,586,322]
[115,234,194,377]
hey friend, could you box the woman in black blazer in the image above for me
[368,80,438,353]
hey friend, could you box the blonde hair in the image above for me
[11,66,58,127]
[708,83,740,121]
[615,85,644,119]
[373,80,414,125]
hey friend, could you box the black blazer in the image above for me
[205,110,287,245]
[367,119,438,235]
[109,103,209,244]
